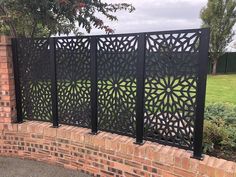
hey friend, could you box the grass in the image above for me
[27,74,236,108]
[206,74,236,105]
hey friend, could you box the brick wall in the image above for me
[0,122,236,177]
[0,35,235,177]
[0,36,16,123]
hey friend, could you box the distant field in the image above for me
[206,74,236,105]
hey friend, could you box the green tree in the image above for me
[0,0,135,38]
[200,0,236,75]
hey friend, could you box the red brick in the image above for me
[0,36,11,44]
[0,107,235,177]
[161,170,179,177]
[207,166,216,177]
[0,38,15,124]
[44,127,57,137]
[173,167,195,177]
[225,172,234,177]
[215,168,225,177]
[182,157,190,170]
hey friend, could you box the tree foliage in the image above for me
[0,0,135,37]
[200,0,236,75]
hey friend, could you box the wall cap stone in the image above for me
[0,36,12,45]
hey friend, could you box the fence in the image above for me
[12,28,210,159]
[208,52,236,74]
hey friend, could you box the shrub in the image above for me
[205,103,236,125]
[203,103,236,154]
[203,119,236,153]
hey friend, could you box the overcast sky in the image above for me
[79,0,236,51]
[83,0,208,34]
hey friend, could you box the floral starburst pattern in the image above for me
[97,35,138,136]
[144,31,201,149]
[56,37,91,127]
[15,29,206,150]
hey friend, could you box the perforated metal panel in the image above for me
[17,38,52,121]
[144,31,201,149]
[96,35,138,136]
[55,37,91,127]
[14,29,209,153]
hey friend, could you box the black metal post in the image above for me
[11,38,23,123]
[225,52,229,74]
[49,38,59,128]
[135,33,146,144]
[90,36,98,134]
[192,28,210,159]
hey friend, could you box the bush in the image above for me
[205,103,236,125]
[203,103,236,154]
[203,119,236,153]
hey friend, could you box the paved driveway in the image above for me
[0,157,90,177]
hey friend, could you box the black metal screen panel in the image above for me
[97,35,138,136]
[55,37,91,127]
[144,30,201,149]
[17,38,52,121]
[13,29,209,155]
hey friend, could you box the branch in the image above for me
[30,21,37,38]
[0,4,17,37]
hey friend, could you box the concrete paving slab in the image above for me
[0,156,91,177]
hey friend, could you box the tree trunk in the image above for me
[212,59,218,75]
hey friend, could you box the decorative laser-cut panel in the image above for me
[144,31,202,149]
[17,38,52,121]
[14,29,208,152]
[97,35,138,136]
[56,37,91,127]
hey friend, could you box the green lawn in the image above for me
[27,74,236,107]
[206,74,236,105]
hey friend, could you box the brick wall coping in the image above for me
[0,36,11,45]
[0,121,235,177]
